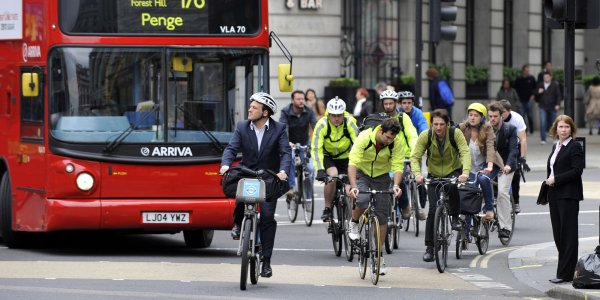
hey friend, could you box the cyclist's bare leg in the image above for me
[324,167,338,210]
[352,207,366,221]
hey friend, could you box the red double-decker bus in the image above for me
[0,0,293,248]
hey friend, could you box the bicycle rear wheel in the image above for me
[302,173,315,226]
[250,252,260,284]
[369,215,381,285]
[358,218,368,279]
[331,202,342,257]
[433,205,449,273]
[410,181,420,237]
[240,218,252,290]
[499,194,516,246]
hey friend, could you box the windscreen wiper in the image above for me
[103,103,160,153]
[176,104,224,153]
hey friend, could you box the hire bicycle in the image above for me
[322,175,352,260]
[287,144,315,226]
[234,168,269,291]
[352,189,394,285]
[425,177,458,273]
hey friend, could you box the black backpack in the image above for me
[360,113,395,157]
[425,125,459,163]
[323,116,354,158]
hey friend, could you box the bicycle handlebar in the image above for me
[291,143,311,151]
[424,177,458,185]
[357,189,395,195]
[322,174,348,184]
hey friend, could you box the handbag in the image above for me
[221,166,288,201]
[537,182,549,205]
[458,184,483,214]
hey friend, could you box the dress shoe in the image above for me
[549,278,568,284]
[230,224,240,240]
[498,228,511,238]
[423,246,434,262]
[260,257,273,278]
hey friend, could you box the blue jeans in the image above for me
[519,100,534,131]
[468,166,500,212]
[289,147,314,189]
[539,108,557,142]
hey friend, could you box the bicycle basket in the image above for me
[458,184,483,215]
[221,167,288,201]
[235,178,266,204]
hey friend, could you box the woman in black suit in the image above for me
[545,115,584,284]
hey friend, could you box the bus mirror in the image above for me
[278,64,294,92]
[22,73,39,97]
[172,56,192,72]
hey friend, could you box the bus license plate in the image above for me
[142,212,189,224]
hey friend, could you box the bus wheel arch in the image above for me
[183,229,214,248]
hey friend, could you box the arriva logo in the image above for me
[140,147,193,157]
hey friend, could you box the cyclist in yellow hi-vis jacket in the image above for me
[312,97,359,221]
[347,118,404,276]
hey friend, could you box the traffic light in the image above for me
[430,0,457,43]
[543,0,599,29]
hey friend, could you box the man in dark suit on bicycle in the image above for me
[220,92,291,278]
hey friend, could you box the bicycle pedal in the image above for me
[327,227,333,234]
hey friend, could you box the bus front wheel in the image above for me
[183,229,214,248]
[0,173,25,248]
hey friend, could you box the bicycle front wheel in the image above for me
[302,174,314,226]
[369,215,381,285]
[287,194,298,223]
[240,218,252,290]
[331,202,342,257]
[342,197,354,261]
[358,218,368,279]
[433,205,449,273]
[384,196,394,254]
[476,217,490,255]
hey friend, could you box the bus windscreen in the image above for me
[59,0,260,35]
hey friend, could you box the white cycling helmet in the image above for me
[250,92,277,114]
[327,96,346,114]
[398,90,415,100]
[379,89,399,101]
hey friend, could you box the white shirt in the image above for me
[549,137,572,178]
[544,82,550,90]
[353,98,366,116]
[505,111,527,144]
[250,118,270,152]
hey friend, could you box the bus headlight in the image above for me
[76,172,94,191]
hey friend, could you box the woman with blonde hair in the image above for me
[305,88,325,120]
[458,103,504,220]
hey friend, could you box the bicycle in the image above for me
[425,177,458,273]
[234,168,269,291]
[384,190,398,254]
[322,175,352,260]
[352,188,394,285]
[490,179,516,246]
[455,182,490,260]
[402,159,422,237]
[287,144,315,226]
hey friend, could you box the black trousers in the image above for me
[233,198,278,258]
[424,181,460,247]
[549,197,579,281]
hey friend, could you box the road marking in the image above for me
[452,269,514,290]
[510,264,543,270]
[0,261,478,290]
[518,210,598,216]
[469,247,520,268]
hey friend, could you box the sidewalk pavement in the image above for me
[509,237,600,300]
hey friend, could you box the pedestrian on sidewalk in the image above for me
[545,115,584,284]
[584,76,600,135]
[513,64,537,133]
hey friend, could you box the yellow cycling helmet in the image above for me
[467,102,487,118]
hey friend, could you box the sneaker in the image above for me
[401,207,411,220]
[418,211,427,221]
[230,224,241,240]
[423,246,434,262]
[321,207,332,221]
[348,221,359,240]
[540,140,546,145]
[379,257,387,275]
[498,228,511,238]
[514,203,521,214]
